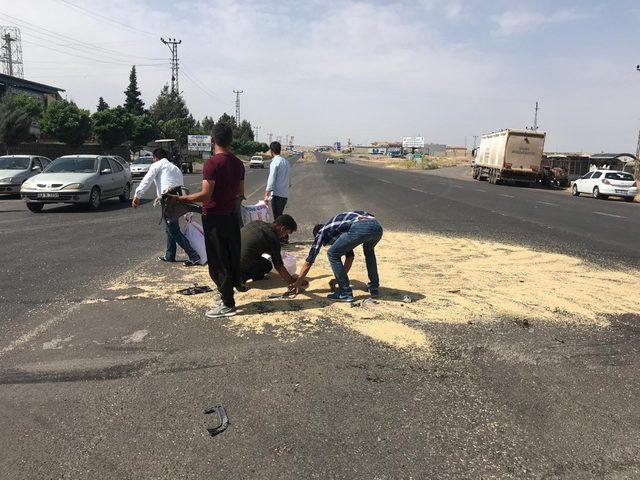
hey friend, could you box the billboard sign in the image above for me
[334,141,341,151]
[402,136,425,149]
[188,135,212,152]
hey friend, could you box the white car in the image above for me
[572,170,637,202]
[130,156,153,179]
[249,156,264,169]
[0,155,52,195]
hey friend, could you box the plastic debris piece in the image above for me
[177,284,213,296]
[204,405,229,437]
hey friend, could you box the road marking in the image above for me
[411,187,426,193]
[593,211,627,219]
[475,189,486,192]
[537,201,559,206]
[378,179,391,184]
[500,194,515,198]
[452,185,464,189]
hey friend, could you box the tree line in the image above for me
[0,66,268,155]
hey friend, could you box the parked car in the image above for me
[326,157,335,164]
[249,155,265,169]
[20,155,132,212]
[0,155,52,196]
[572,170,637,202]
[130,156,153,179]
[337,157,346,164]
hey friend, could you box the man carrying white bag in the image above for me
[181,213,208,265]
[240,200,273,226]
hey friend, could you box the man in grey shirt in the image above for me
[264,141,291,220]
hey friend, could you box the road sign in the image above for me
[188,135,211,152]
[334,141,341,151]
[402,137,425,149]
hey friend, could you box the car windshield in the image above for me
[45,157,98,173]
[604,172,634,181]
[133,157,153,164]
[0,157,30,170]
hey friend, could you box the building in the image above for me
[445,146,469,157]
[542,153,637,180]
[424,143,446,156]
[0,73,64,107]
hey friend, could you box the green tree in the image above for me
[124,66,145,115]
[129,114,157,150]
[149,84,189,122]
[8,94,44,122]
[40,99,91,147]
[215,112,237,131]
[231,140,268,156]
[0,98,33,152]
[158,115,196,146]
[202,115,215,133]
[236,119,254,142]
[92,106,135,149]
[97,96,109,111]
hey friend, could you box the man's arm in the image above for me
[178,179,214,203]
[238,180,245,198]
[275,265,295,284]
[132,163,158,208]
[264,161,277,201]
[291,261,313,292]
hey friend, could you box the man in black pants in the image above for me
[240,214,298,285]
[264,141,291,221]
[176,124,245,318]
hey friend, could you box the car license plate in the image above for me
[615,189,627,194]
[38,192,59,199]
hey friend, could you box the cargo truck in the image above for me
[472,129,546,185]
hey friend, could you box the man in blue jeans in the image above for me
[132,148,200,266]
[290,211,383,302]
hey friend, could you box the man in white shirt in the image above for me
[264,141,291,242]
[132,148,200,266]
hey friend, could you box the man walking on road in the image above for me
[290,211,383,302]
[176,124,245,318]
[264,141,291,222]
[132,148,200,267]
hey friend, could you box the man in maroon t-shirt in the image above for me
[176,124,245,317]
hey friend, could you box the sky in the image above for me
[1,0,639,151]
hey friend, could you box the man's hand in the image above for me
[289,277,308,294]
[131,196,140,209]
[264,192,271,203]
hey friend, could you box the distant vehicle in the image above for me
[112,155,131,172]
[20,155,132,212]
[473,129,546,186]
[539,166,568,187]
[337,157,346,164]
[0,155,52,196]
[572,170,637,202]
[389,151,403,158]
[249,155,265,169]
[130,156,153,179]
[326,157,335,164]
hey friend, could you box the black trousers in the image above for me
[241,257,273,283]
[202,213,242,308]
[271,195,288,219]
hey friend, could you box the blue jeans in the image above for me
[327,219,383,292]
[165,218,199,262]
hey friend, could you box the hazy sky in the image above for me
[2,0,640,151]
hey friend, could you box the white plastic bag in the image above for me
[182,213,207,265]
[262,251,297,276]
[241,200,273,226]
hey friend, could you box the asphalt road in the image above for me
[0,152,639,479]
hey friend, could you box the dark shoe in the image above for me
[183,258,200,267]
[327,290,354,302]
[368,287,380,298]
[158,256,175,262]
[235,283,249,292]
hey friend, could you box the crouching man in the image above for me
[241,214,298,285]
[290,211,383,302]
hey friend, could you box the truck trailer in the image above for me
[472,129,546,185]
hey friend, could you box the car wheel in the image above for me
[26,202,44,213]
[572,184,580,196]
[624,196,635,203]
[593,186,601,199]
[88,186,101,210]
[119,183,131,202]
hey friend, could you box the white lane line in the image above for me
[537,201,559,206]
[593,211,627,219]
[452,185,464,189]
[378,179,392,184]
[411,187,427,193]
[500,194,515,198]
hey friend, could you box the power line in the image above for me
[161,37,181,93]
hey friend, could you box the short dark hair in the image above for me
[312,224,324,236]
[213,123,233,148]
[275,214,297,233]
[153,148,168,159]
[270,141,282,155]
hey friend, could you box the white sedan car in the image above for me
[249,155,264,168]
[572,170,637,202]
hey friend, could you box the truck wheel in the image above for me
[472,167,479,179]
[189,164,193,173]
[572,184,580,196]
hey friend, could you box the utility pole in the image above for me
[533,101,540,131]
[161,38,182,93]
[268,133,273,144]
[473,135,478,148]
[0,27,24,78]
[254,126,260,141]
[233,90,243,125]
